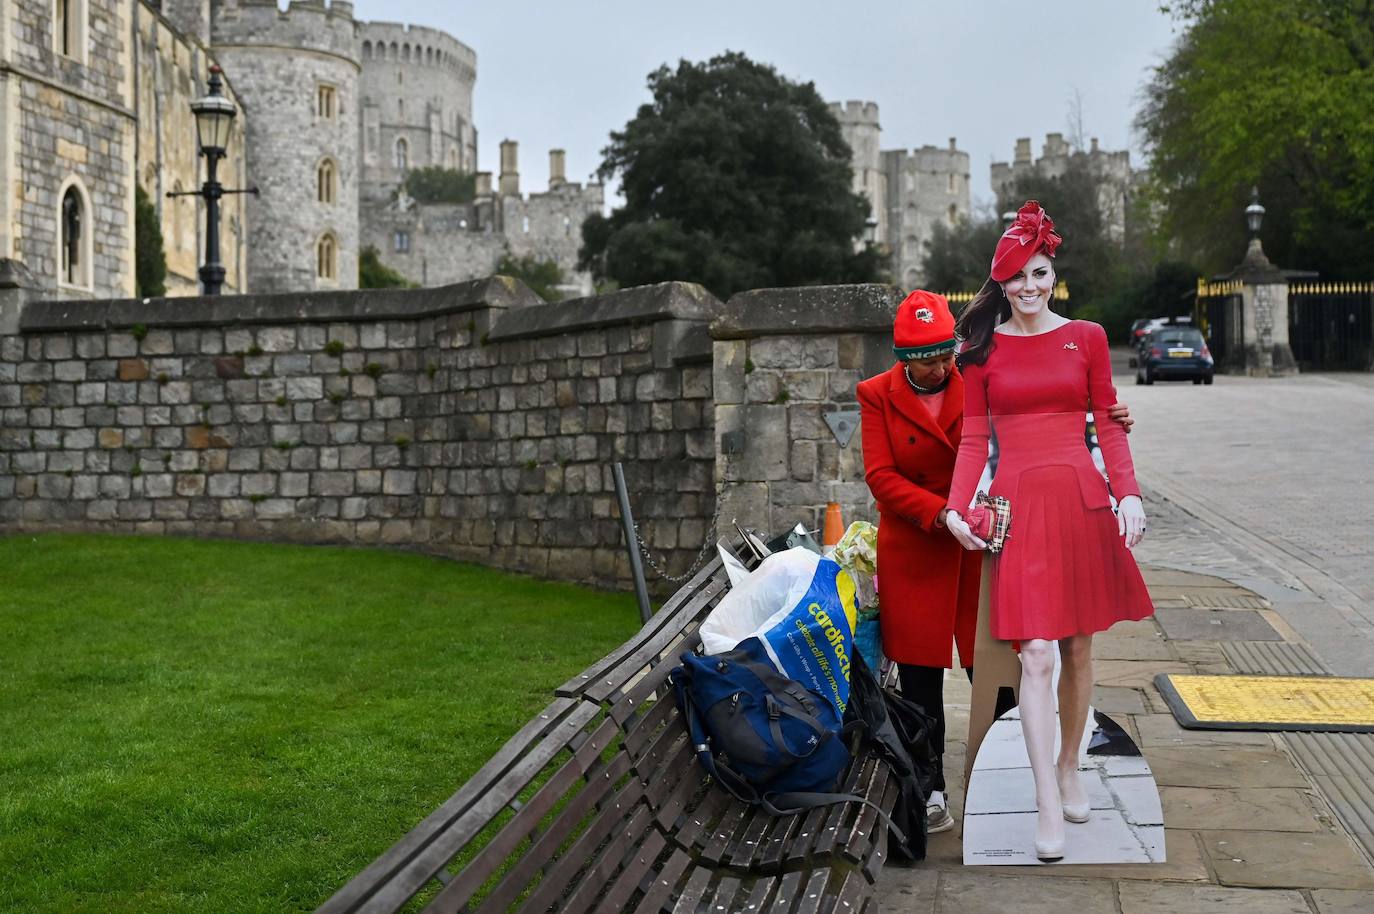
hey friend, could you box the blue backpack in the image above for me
[672,636,903,833]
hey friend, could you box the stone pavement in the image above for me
[874,364,1374,912]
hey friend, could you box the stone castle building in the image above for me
[0,0,600,301]
[991,133,1135,242]
[1,0,250,299]
[831,100,971,291]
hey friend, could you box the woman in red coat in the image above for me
[857,289,1130,834]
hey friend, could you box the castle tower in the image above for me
[210,0,361,293]
[357,21,477,201]
[499,140,519,196]
[829,101,887,246]
[882,139,971,291]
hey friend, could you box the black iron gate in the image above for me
[1195,280,1244,372]
[1289,283,1374,371]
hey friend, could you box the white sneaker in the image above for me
[926,791,955,833]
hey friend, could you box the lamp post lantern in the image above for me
[863,216,879,245]
[169,66,258,295]
[1244,186,1265,239]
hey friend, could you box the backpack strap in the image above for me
[763,790,907,846]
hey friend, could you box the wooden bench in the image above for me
[316,550,901,914]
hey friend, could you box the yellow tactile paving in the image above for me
[1158,674,1374,729]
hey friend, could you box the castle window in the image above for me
[522,216,530,234]
[317,159,336,204]
[948,173,955,193]
[54,0,86,62]
[362,41,372,60]
[394,137,409,172]
[393,230,410,253]
[564,215,571,237]
[317,84,337,120]
[317,233,338,282]
[948,204,957,225]
[57,179,92,290]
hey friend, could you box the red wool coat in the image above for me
[855,363,982,669]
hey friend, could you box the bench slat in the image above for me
[556,559,724,699]
[317,698,598,914]
[724,804,776,869]
[697,801,754,866]
[584,585,724,705]
[629,849,694,914]
[553,803,660,914]
[594,820,669,914]
[766,871,805,914]
[669,866,714,914]
[790,869,832,914]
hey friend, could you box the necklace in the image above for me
[905,365,951,395]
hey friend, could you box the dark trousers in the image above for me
[897,663,1017,795]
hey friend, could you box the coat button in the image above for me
[908,436,916,444]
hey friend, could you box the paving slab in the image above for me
[1144,746,1311,789]
[1095,660,1195,690]
[1199,830,1374,889]
[1171,641,1230,665]
[1118,882,1310,914]
[874,865,938,912]
[1312,888,1374,913]
[933,871,1119,914]
[1092,631,1174,661]
[1135,712,1278,748]
[1154,608,1282,641]
[1091,685,1147,715]
[1161,786,1323,832]
[970,828,1211,883]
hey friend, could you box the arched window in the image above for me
[521,216,530,234]
[397,98,404,118]
[317,158,336,204]
[362,40,372,60]
[54,0,86,62]
[402,44,410,62]
[388,42,397,60]
[61,187,83,285]
[316,233,337,282]
[57,178,93,290]
[394,137,409,172]
[948,204,957,224]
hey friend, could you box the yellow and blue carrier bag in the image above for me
[698,547,859,716]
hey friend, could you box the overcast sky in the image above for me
[347,1,1182,209]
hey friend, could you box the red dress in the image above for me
[947,321,1153,641]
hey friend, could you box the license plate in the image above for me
[1168,348,1193,358]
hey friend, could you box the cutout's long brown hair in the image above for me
[954,278,1009,369]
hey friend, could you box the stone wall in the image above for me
[711,284,899,536]
[0,276,720,591]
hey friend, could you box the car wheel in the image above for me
[1203,375,1213,385]
[1193,378,1203,385]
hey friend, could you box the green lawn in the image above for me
[0,534,641,914]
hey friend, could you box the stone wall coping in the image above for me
[711,284,903,339]
[18,276,541,333]
[488,281,722,342]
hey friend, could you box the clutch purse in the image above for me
[965,491,1012,553]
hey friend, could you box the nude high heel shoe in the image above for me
[1058,767,1091,823]
[1035,835,1065,862]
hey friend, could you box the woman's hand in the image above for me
[1107,402,1134,434]
[944,510,988,551]
[1118,495,1146,548]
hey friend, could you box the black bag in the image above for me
[843,648,938,863]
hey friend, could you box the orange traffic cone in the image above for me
[822,502,844,548]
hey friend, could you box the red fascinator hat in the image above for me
[990,200,1063,282]
[892,290,956,360]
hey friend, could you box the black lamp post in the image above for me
[168,66,257,295]
[1244,186,1265,239]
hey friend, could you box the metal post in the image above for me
[613,462,653,624]
[199,151,225,296]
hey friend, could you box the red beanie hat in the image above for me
[990,200,1063,282]
[892,290,956,360]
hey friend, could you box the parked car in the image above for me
[1135,325,1214,385]
[1127,318,1157,346]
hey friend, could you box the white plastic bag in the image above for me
[699,547,859,714]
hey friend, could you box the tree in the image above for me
[579,52,885,299]
[134,185,166,297]
[403,167,476,205]
[497,253,565,302]
[1139,0,1374,277]
[921,212,1007,293]
[358,246,413,288]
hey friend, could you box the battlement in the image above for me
[829,100,880,126]
[359,20,476,78]
[211,0,359,62]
